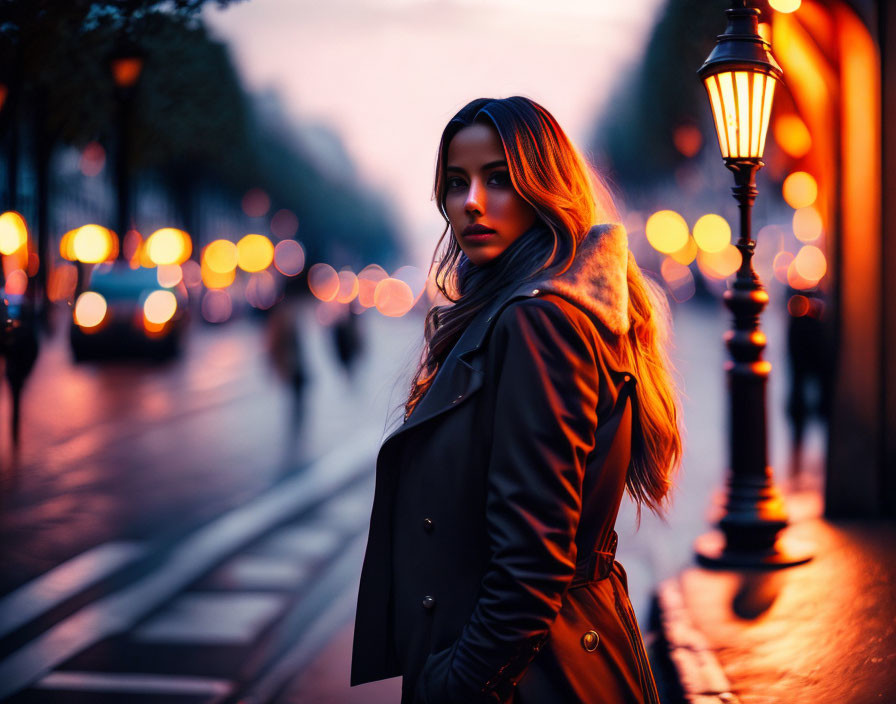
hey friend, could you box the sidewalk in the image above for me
[654,509,896,704]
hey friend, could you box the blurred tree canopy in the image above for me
[589,0,731,193]
[0,0,399,264]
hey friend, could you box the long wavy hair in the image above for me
[405,96,681,515]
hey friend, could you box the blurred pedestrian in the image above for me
[332,309,363,380]
[352,97,682,704]
[265,276,308,466]
[785,290,832,478]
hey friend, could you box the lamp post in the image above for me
[108,41,144,261]
[695,0,811,568]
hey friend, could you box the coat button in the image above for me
[581,630,599,651]
[422,595,435,610]
[422,518,434,533]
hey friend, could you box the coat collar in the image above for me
[381,223,630,446]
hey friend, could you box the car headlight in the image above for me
[143,289,178,325]
[74,291,107,328]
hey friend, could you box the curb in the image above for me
[654,577,741,704]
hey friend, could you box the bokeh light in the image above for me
[392,265,427,304]
[181,260,202,289]
[157,264,183,288]
[4,269,28,296]
[48,263,78,302]
[374,277,414,317]
[696,244,741,279]
[357,264,389,308]
[80,142,106,177]
[143,290,178,324]
[793,244,826,281]
[202,289,233,323]
[773,251,795,284]
[273,239,305,276]
[246,270,279,310]
[783,172,818,209]
[669,236,698,266]
[59,229,78,261]
[646,210,689,254]
[0,212,28,255]
[672,125,703,158]
[146,227,191,266]
[335,269,360,304]
[270,209,299,239]
[793,207,823,242]
[660,258,695,303]
[773,114,812,158]
[201,258,236,289]
[123,230,143,262]
[73,224,115,263]
[308,263,340,302]
[242,188,271,218]
[692,214,731,253]
[788,294,810,317]
[237,234,274,273]
[74,291,107,328]
[204,239,239,273]
[27,251,38,277]
[769,0,801,12]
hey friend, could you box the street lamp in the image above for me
[108,40,145,261]
[695,0,811,567]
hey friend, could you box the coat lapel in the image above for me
[382,282,541,446]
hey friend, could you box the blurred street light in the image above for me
[108,40,145,261]
[695,0,811,568]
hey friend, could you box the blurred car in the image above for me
[70,263,188,361]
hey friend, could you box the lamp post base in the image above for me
[695,530,813,569]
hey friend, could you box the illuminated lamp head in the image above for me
[698,0,783,163]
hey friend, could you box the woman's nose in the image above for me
[465,178,485,215]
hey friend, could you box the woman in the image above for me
[351,97,681,704]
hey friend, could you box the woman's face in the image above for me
[443,123,538,267]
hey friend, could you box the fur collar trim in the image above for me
[532,223,630,335]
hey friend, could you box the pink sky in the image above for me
[205,0,664,266]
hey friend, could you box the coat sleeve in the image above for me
[416,297,600,703]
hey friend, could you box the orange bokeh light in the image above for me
[74,291,107,328]
[146,228,191,266]
[773,250,795,284]
[793,206,823,242]
[0,211,28,255]
[696,244,741,280]
[646,210,690,254]
[335,270,360,304]
[357,264,388,308]
[374,277,414,317]
[773,114,812,158]
[237,234,274,273]
[793,244,826,281]
[672,125,703,158]
[204,239,239,273]
[782,172,818,209]
[308,263,340,302]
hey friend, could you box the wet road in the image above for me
[0,302,421,596]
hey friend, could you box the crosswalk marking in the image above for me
[35,670,233,696]
[0,541,145,639]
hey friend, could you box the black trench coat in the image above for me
[351,278,660,704]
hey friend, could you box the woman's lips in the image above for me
[462,224,496,241]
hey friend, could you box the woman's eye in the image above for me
[488,171,512,187]
[446,177,466,190]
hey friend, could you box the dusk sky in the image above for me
[204,0,664,266]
